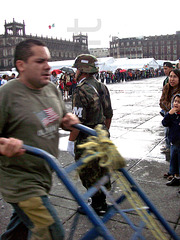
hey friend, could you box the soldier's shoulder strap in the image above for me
[76,80,105,106]
[84,82,107,113]
[85,82,100,98]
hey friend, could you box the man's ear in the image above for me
[16,60,25,72]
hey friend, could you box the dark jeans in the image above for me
[169,144,180,175]
[165,127,170,149]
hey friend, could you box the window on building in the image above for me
[0,49,3,57]
[155,46,159,54]
[167,46,171,54]
[161,41,164,45]
[8,59,12,66]
[161,46,164,55]
[173,45,177,54]
[4,59,8,67]
[3,49,8,57]
[173,55,177,60]
[137,53,142,58]
[0,39,4,46]
[149,47,153,54]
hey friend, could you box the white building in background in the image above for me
[89,48,110,58]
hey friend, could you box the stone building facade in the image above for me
[89,48,110,58]
[110,32,180,60]
[0,19,89,70]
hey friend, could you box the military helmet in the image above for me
[72,54,99,73]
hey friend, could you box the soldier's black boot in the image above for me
[77,192,110,216]
[91,193,109,215]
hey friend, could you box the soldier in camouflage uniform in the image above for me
[67,54,113,215]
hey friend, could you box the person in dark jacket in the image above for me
[162,94,180,186]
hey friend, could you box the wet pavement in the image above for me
[0,76,180,239]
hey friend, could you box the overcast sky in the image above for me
[1,0,180,48]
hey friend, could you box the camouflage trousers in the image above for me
[75,130,111,204]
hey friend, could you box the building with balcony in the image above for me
[0,19,89,70]
[110,32,180,61]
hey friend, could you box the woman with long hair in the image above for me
[160,69,180,112]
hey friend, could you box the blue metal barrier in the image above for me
[23,124,180,240]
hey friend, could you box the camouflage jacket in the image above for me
[72,76,113,127]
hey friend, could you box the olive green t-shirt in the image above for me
[0,79,67,203]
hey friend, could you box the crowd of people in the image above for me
[0,36,179,239]
[47,66,166,102]
[0,73,16,86]
[0,62,172,91]
[50,70,76,101]
[97,68,165,84]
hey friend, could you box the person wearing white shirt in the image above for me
[1,74,8,85]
